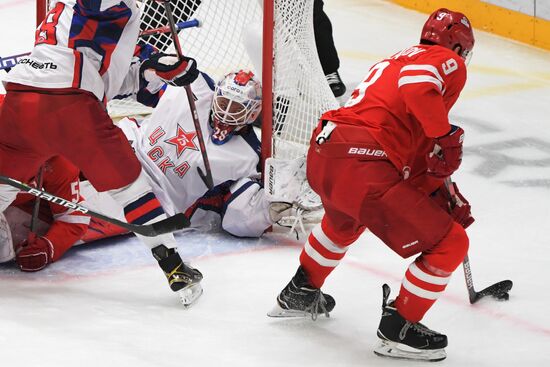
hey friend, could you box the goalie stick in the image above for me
[157,0,214,190]
[140,18,200,37]
[0,175,190,237]
[444,177,513,303]
[0,20,200,72]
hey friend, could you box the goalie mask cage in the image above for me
[37,0,339,163]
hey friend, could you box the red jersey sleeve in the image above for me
[42,156,90,261]
[397,48,467,138]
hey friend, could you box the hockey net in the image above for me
[38,0,338,161]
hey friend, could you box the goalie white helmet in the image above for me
[211,70,262,145]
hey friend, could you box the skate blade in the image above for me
[178,283,203,308]
[373,339,446,362]
[267,303,326,318]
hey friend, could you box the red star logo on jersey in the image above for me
[165,124,199,157]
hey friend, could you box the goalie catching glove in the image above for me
[426,125,464,178]
[140,53,199,87]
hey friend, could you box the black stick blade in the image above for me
[149,213,190,235]
[472,280,513,304]
[0,174,190,237]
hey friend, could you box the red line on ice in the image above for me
[344,258,550,338]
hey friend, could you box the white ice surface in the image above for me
[1,1,550,366]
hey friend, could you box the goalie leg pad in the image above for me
[264,156,307,204]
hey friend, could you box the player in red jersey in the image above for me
[0,156,90,271]
[0,1,202,305]
[269,9,475,361]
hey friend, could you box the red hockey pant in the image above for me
[300,124,469,322]
[0,85,141,191]
[0,85,176,250]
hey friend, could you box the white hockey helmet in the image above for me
[211,70,262,145]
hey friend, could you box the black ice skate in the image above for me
[152,245,203,307]
[325,71,346,98]
[267,266,335,320]
[374,284,448,362]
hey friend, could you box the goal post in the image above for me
[261,0,274,166]
[36,0,338,163]
[36,1,47,28]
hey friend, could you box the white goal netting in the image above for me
[43,0,338,160]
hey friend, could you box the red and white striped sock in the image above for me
[396,259,452,323]
[396,222,469,322]
[299,222,351,288]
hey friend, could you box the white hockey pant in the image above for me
[107,170,177,250]
[0,184,19,213]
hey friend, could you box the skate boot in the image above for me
[374,284,447,362]
[152,245,203,307]
[268,266,335,320]
[325,71,346,98]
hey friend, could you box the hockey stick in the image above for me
[139,18,200,37]
[29,166,45,233]
[0,20,200,72]
[443,177,513,303]
[0,175,190,237]
[158,0,214,190]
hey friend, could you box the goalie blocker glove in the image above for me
[426,125,464,178]
[141,53,199,87]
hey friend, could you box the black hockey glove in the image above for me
[140,52,199,87]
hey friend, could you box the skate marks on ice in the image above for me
[2,228,547,338]
[450,114,550,188]
[1,220,549,365]
[466,137,550,186]
[0,230,298,281]
[343,256,550,338]
[0,234,148,281]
